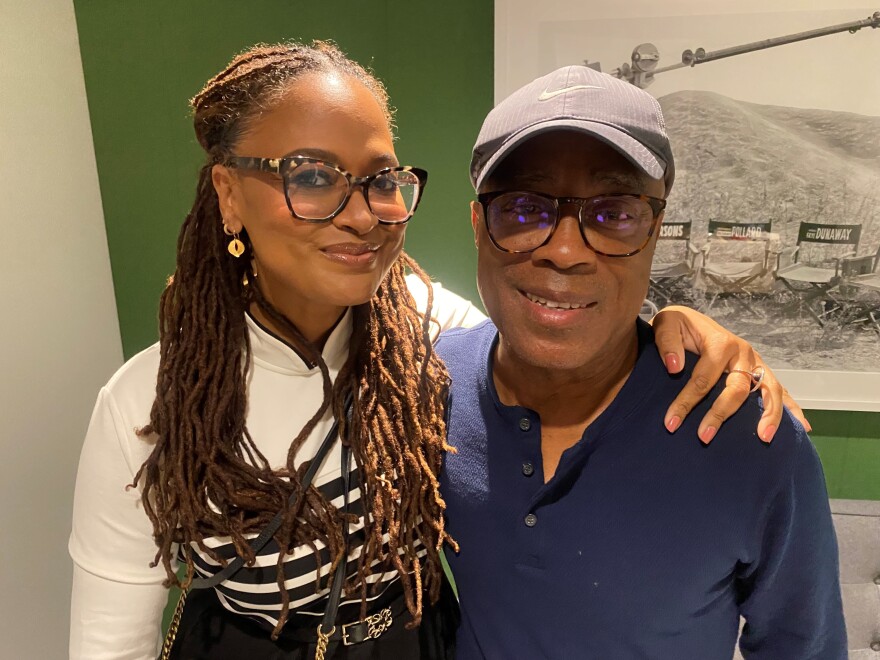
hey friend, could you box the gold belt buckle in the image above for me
[341,606,393,645]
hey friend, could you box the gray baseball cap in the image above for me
[470,65,675,194]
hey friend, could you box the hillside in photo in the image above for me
[653,91,880,372]
[659,90,880,251]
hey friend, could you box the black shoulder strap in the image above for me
[188,407,346,590]
[318,442,352,638]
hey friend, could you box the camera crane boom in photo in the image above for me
[587,11,880,88]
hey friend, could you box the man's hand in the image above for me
[651,305,810,444]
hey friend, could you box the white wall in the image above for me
[0,0,123,656]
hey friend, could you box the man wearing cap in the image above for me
[436,66,845,659]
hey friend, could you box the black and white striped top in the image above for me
[187,457,427,628]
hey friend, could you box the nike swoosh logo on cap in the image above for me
[537,84,603,101]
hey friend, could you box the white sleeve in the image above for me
[70,566,168,660]
[69,387,171,660]
[405,273,487,340]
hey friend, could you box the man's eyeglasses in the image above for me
[476,191,667,257]
[224,156,428,224]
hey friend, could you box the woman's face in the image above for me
[213,71,406,341]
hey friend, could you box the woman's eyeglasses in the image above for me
[477,191,666,257]
[225,156,428,224]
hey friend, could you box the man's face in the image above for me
[472,130,665,374]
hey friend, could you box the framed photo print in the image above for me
[496,0,880,410]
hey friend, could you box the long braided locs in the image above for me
[131,41,456,638]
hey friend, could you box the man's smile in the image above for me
[522,290,594,310]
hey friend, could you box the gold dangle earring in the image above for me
[223,224,245,258]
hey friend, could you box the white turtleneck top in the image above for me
[68,276,485,660]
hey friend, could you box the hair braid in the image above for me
[133,40,454,639]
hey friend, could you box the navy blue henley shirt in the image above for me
[437,319,846,659]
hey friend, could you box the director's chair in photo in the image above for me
[776,221,862,327]
[648,220,701,308]
[833,245,880,335]
[698,220,778,313]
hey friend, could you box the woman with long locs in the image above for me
[69,41,802,659]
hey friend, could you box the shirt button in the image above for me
[519,417,531,431]
[872,641,880,652]
[522,462,535,477]
[524,513,538,527]
[874,574,880,586]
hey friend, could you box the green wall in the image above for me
[810,410,880,500]
[73,0,493,358]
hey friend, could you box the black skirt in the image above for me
[167,577,459,660]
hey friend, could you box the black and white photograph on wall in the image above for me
[495,0,880,409]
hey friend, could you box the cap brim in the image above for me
[473,118,667,191]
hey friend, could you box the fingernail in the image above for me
[804,421,813,432]
[760,425,776,444]
[699,426,717,444]
[665,353,681,372]
[666,415,681,433]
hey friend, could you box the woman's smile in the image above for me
[321,240,381,266]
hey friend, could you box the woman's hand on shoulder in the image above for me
[651,305,809,444]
